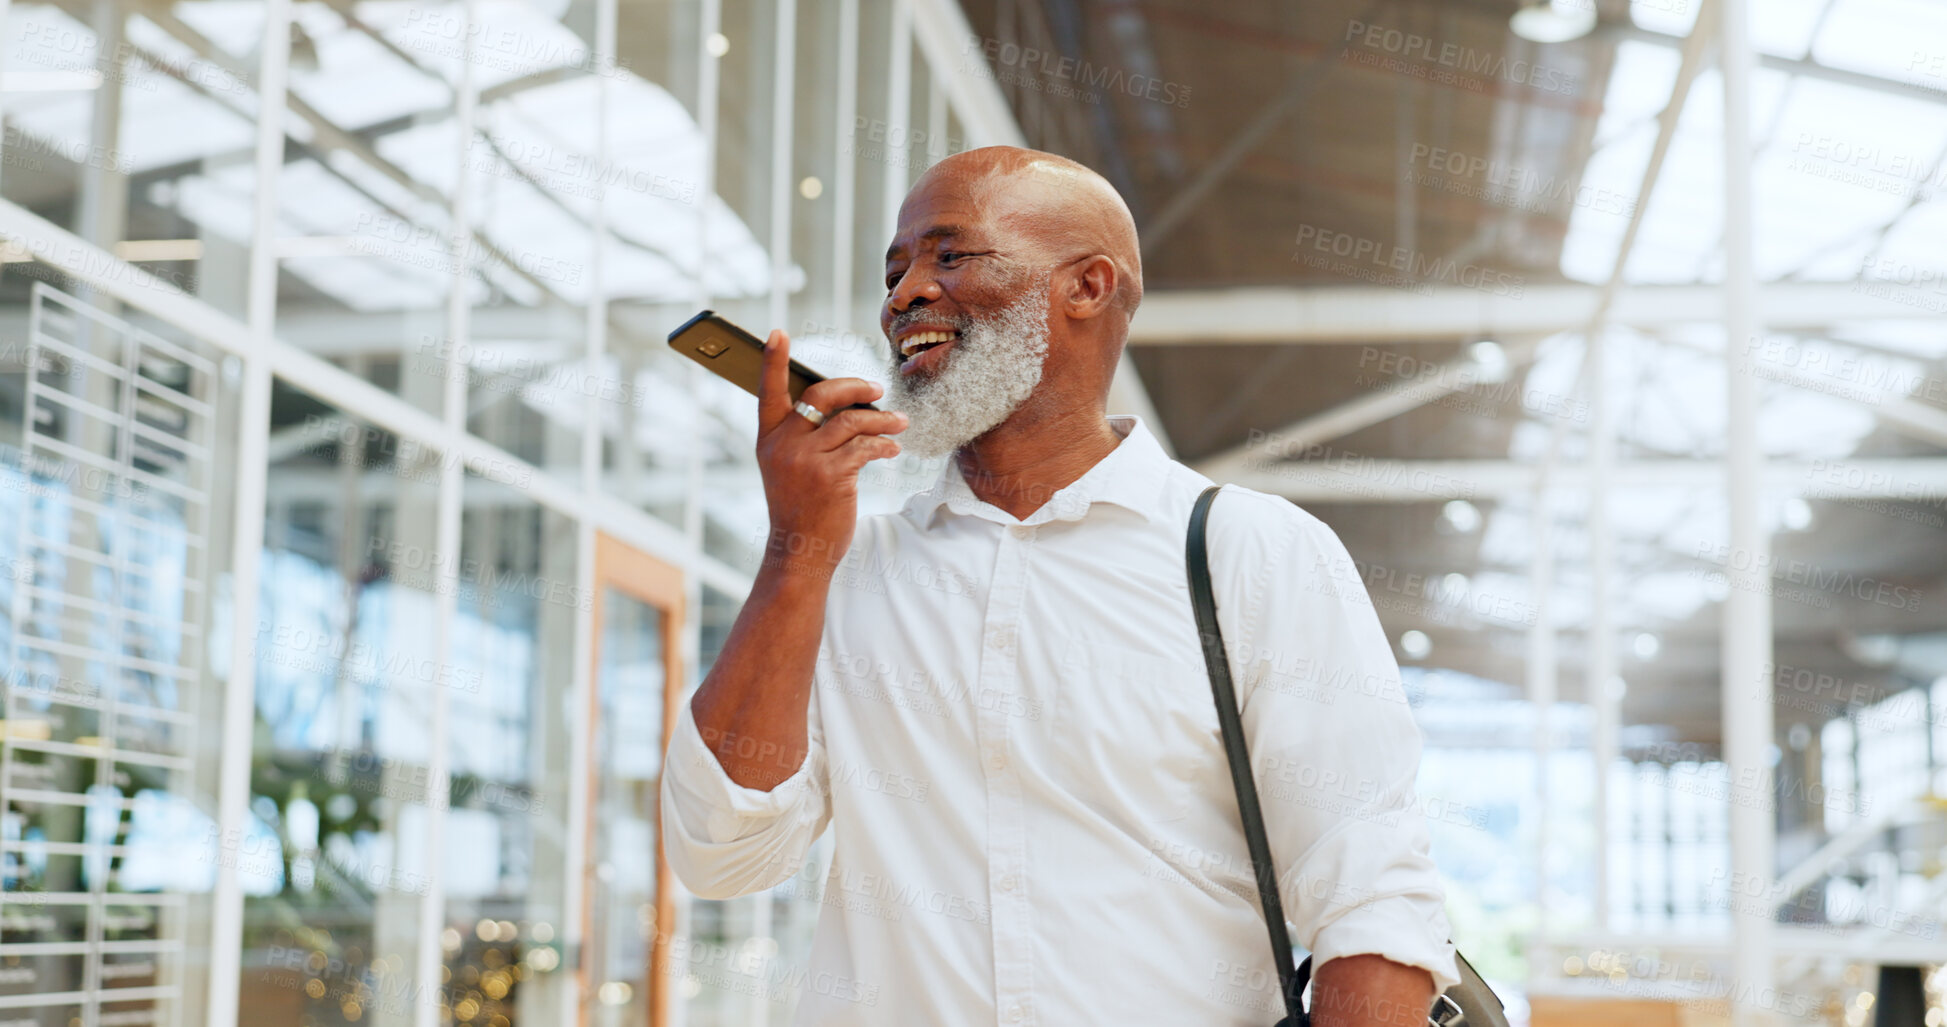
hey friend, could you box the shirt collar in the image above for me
[901,415,1172,529]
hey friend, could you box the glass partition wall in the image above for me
[0,0,1012,1022]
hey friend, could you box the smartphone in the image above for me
[667,310,879,411]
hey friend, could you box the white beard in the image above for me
[885,276,1052,460]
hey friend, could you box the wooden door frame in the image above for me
[582,532,686,1027]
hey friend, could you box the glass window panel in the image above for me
[437,470,579,1027]
[850,0,894,330]
[789,0,840,338]
[245,383,443,1025]
[269,0,461,414]
[460,0,599,465]
[907,39,931,181]
[587,585,663,1025]
[711,0,775,293]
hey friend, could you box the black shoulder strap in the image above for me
[1187,485,1306,1025]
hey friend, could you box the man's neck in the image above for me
[953,403,1124,521]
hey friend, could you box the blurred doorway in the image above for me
[583,533,685,1027]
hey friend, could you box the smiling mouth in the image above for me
[898,329,959,358]
[897,329,960,376]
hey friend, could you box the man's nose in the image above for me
[887,271,943,314]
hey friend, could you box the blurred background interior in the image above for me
[0,0,1942,1023]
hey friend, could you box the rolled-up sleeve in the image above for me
[660,687,832,901]
[1220,491,1460,994]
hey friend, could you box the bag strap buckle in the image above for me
[1429,992,1467,1026]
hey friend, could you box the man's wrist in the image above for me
[759,525,850,580]
[755,553,842,595]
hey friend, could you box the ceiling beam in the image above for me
[1222,457,1947,502]
[1607,23,1947,108]
[1127,281,1941,344]
[1195,335,1548,484]
[1657,333,1947,451]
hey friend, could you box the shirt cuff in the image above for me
[665,702,818,844]
[1305,893,1462,996]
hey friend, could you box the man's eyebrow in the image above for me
[885,225,967,263]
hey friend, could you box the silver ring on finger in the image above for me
[792,399,828,427]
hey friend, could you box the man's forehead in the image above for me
[887,166,1039,253]
[886,181,994,258]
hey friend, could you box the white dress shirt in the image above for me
[662,415,1459,1026]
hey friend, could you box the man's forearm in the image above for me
[1310,954,1433,1027]
[688,560,831,790]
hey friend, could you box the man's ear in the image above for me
[1061,255,1119,320]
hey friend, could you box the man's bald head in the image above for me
[909,146,1143,319]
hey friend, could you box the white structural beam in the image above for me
[1126,282,1938,344]
[910,0,1023,148]
[1526,481,1558,962]
[881,0,912,239]
[1721,0,1775,1019]
[206,0,291,1023]
[1588,328,1617,933]
[1610,22,1947,108]
[1225,458,1947,502]
[560,0,615,1016]
[275,304,586,355]
[414,6,474,1023]
[1731,350,1947,450]
[1196,340,1546,483]
[1876,395,1947,450]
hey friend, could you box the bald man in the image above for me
[663,147,1459,1026]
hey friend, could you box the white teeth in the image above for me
[900,330,955,356]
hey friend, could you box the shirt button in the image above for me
[988,627,1014,650]
[1006,1004,1024,1022]
[1009,525,1033,540]
[987,751,1006,771]
[999,874,1018,892]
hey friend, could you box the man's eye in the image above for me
[938,251,964,264]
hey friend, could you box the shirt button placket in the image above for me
[978,522,1035,1027]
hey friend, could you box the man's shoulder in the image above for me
[1202,480,1332,549]
[1180,479,1364,597]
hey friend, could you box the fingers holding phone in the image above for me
[755,328,795,435]
[754,329,906,577]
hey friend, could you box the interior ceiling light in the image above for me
[1510,0,1597,44]
[1467,339,1510,383]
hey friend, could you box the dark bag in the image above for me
[1185,485,1510,1027]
